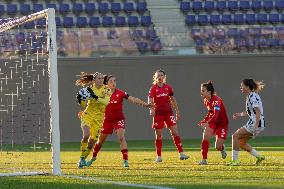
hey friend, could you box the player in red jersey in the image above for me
[148,69,189,163]
[198,81,228,165]
[86,75,151,168]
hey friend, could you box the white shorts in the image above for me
[243,119,265,137]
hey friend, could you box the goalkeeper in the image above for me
[75,72,110,168]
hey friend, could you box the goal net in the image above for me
[0,9,60,176]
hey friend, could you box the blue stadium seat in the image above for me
[111,3,121,14]
[270,38,280,48]
[246,14,256,25]
[0,5,4,16]
[59,4,70,15]
[115,16,126,27]
[85,3,95,15]
[146,29,157,40]
[257,38,270,49]
[77,17,87,28]
[228,1,238,12]
[185,15,195,26]
[89,17,100,27]
[216,1,226,12]
[141,16,151,26]
[195,39,205,51]
[33,4,43,13]
[249,27,261,37]
[210,15,220,25]
[123,2,134,14]
[222,14,232,25]
[192,1,202,13]
[191,29,201,39]
[269,13,280,24]
[24,21,35,29]
[251,1,262,12]
[99,3,109,14]
[275,0,284,12]
[281,14,284,23]
[102,16,113,27]
[227,28,238,38]
[137,2,147,14]
[197,15,208,26]
[239,1,250,12]
[7,4,18,16]
[63,17,74,28]
[234,14,244,25]
[20,4,31,15]
[131,29,144,40]
[73,3,83,15]
[36,19,46,28]
[180,2,190,13]
[240,28,249,38]
[151,39,162,53]
[47,3,57,11]
[257,14,268,24]
[204,1,215,13]
[128,16,139,27]
[136,41,148,53]
[55,17,61,28]
[263,1,274,12]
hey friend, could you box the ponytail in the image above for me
[202,80,215,95]
[243,78,265,92]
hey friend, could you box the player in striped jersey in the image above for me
[229,78,266,166]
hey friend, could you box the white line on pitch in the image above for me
[64,175,174,189]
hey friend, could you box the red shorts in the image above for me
[209,123,228,140]
[152,115,176,129]
[101,119,125,134]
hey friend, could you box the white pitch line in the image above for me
[64,175,174,189]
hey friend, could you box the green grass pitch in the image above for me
[0,136,283,189]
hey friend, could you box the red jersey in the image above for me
[104,89,128,121]
[201,95,229,127]
[148,84,174,116]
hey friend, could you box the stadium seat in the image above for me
[63,17,74,28]
[150,39,162,53]
[85,3,95,15]
[131,29,144,40]
[72,3,83,15]
[234,14,244,25]
[263,1,274,12]
[270,38,280,48]
[0,5,4,16]
[15,32,25,44]
[98,3,109,14]
[195,39,205,51]
[214,28,226,38]
[191,29,201,39]
[89,17,100,27]
[136,2,147,14]
[55,17,61,28]
[257,38,269,49]
[180,2,190,13]
[239,1,250,12]
[210,15,220,25]
[251,0,262,12]
[36,19,46,28]
[192,1,202,13]
[197,15,209,26]
[239,28,249,38]
[33,4,43,13]
[59,4,70,15]
[146,29,157,40]
[7,4,18,16]
[123,2,134,14]
[227,28,239,38]
[111,2,121,14]
[246,14,256,25]
[185,15,196,26]
[249,28,261,37]
[136,41,148,53]
[141,16,152,26]
[257,14,268,24]
[115,16,126,27]
[20,4,31,15]
[24,21,35,29]
[222,14,232,25]
[76,17,87,28]
[128,16,139,27]
[204,1,215,13]
[46,4,57,11]
[276,0,284,12]
[281,14,284,23]
[269,13,280,24]
[228,1,238,12]
[216,1,226,12]
[102,16,113,27]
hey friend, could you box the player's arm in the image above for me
[253,107,261,130]
[86,87,110,105]
[198,112,210,127]
[128,96,151,108]
[233,111,248,119]
[169,96,180,121]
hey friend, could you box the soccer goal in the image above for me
[0,9,60,176]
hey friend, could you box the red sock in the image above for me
[219,145,224,151]
[173,136,183,153]
[121,149,128,160]
[201,139,209,159]
[92,143,102,158]
[155,139,162,156]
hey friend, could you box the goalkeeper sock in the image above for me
[173,136,183,153]
[250,149,260,158]
[201,139,209,160]
[83,147,91,159]
[155,139,162,157]
[80,142,88,158]
[121,149,128,160]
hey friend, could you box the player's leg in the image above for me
[215,127,228,159]
[199,124,214,165]
[115,126,129,168]
[168,124,189,160]
[78,124,90,168]
[152,115,164,162]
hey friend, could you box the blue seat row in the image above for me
[180,1,284,13]
[186,13,284,26]
[0,2,147,16]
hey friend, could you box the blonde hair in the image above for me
[152,69,166,85]
[242,78,265,93]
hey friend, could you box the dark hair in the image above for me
[242,78,265,92]
[104,75,114,85]
[75,72,100,86]
[153,69,166,84]
[202,80,215,95]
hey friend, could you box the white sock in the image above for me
[250,149,260,158]
[232,150,239,161]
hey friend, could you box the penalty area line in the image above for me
[64,175,174,189]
